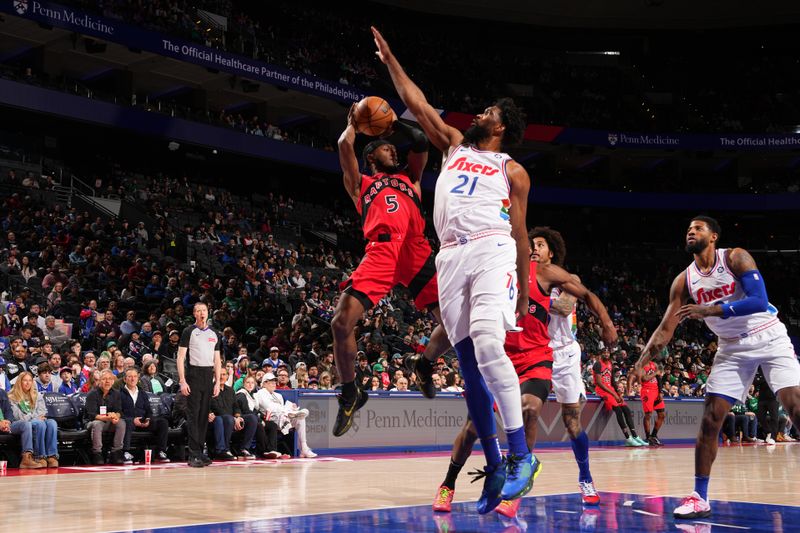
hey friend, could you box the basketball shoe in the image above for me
[432,485,455,512]
[673,491,711,519]
[408,354,436,399]
[469,461,506,514]
[579,480,600,505]
[501,453,542,500]
[494,498,522,518]
[332,388,368,437]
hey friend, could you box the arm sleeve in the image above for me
[393,120,429,153]
[720,270,769,318]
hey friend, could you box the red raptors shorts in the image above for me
[508,348,553,384]
[597,391,625,411]
[641,387,665,413]
[341,235,438,311]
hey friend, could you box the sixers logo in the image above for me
[696,282,736,304]
[447,157,500,176]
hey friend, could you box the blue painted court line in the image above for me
[135,491,799,532]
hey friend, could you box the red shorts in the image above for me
[641,387,665,413]
[508,348,553,384]
[597,391,625,411]
[341,235,438,311]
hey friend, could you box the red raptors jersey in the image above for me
[593,358,613,391]
[641,361,659,389]
[357,172,426,241]
[505,261,553,380]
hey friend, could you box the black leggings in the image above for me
[757,399,779,438]
[613,405,635,432]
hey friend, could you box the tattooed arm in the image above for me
[635,272,690,374]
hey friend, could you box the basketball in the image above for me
[353,96,395,136]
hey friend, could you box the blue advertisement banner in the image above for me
[1,0,366,103]
[553,128,800,151]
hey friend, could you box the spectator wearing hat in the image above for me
[166,330,181,358]
[372,363,389,390]
[149,330,169,359]
[234,361,259,391]
[9,371,59,467]
[255,372,316,458]
[58,367,79,394]
[290,362,307,389]
[234,354,250,380]
[307,378,320,390]
[262,347,286,371]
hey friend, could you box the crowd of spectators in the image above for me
[0,137,798,465]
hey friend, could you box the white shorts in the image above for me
[707,321,800,402]
[435,234,518,346]
[551,342,586,404]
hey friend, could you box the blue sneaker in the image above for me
[468,461,506,514]
[501,453,542,500]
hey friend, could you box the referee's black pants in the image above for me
[186,365,214,458]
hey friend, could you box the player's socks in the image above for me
[571,431,593,482]
[454,337,501,466]
[341,380,357,401]
[443,459,464,489]
[480,436,503,466]
[506,426,528,456]
[694,476,710,501]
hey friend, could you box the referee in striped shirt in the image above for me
[177,302,222,468]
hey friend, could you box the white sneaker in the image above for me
[765,433,776,445]
[289,409,309,419]
[673,491,711,519]
[300,448,317,458]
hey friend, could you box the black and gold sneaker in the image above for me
[408,354,437,399]
[332,388,368,437]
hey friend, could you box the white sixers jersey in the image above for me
[686,248,779,339]
[433,145,514,244]
[548,287,578,349]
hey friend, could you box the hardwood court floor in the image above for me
[2,443,798,532]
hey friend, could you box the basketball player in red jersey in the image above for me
[432,231,614,517]
[332,107,450,437]
[628,360,666,446]
[593,351,645,446]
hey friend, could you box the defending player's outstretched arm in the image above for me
[337,107,361,207]
[635,273,690,373]
[542,268,617,348]
[371,26,463,153]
